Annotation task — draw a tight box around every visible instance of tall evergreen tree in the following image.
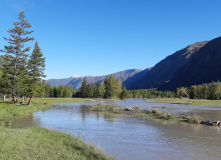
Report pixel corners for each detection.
[91,83,97,98]
[86,83,93,98]
[0,56,12,101]
[66,84,73,98]
[104,75,116,99]
[94,79,101,98]
[27,41,46,105]
[100,82,105,98]
[116,79,122,98]
[2,11,34,103]
[119,85,128,100]
[80,77,88,98]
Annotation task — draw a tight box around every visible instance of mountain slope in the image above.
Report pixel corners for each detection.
[123,68,151,88]
[47,69,142,89]
[127,41,208,89]
[67,69,142,89]
[46,77,76,87]
[159,36,221,90]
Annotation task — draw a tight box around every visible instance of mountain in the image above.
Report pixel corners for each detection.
[123,67,151,88]
[46,77,77,87]
[47,69,142,89]
[126,41,208,90]
[159,36,221,90]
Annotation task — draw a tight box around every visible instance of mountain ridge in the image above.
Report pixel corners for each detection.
[47,69,142,89]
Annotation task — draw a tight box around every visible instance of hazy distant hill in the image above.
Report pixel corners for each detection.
[46,77,76,87]
[159,36,221,90]
[47,69,142,89]
[126,41,208,90]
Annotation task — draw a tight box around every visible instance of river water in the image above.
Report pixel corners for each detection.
[11,99,221,160]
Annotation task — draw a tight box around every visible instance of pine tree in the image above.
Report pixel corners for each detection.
[66,84,73,98]
[2,11,34,103]
[53,86,57,98]
[80,77,88,98]
[100,82,105,98]
[49,87,54,97]
[109,75,116,98]
[104,75,116,99]
[116,79,122,98]
[27,41,46,105]
[86,84,93,98]
[94,79,101,98]
[91,83,97,98]
[119,85,128,100]
[0,56,12,101]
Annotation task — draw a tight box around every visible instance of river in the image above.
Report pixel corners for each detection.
[11,99,221,160]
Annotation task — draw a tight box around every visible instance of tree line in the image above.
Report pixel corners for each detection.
[0,11,45,105]
[36,80,221,100]
[128,89,176,99]
[76,75,128,100]
[5,75,127,99]
[30,81,73,98]
[129,81,221,100]
[177,81,221,100]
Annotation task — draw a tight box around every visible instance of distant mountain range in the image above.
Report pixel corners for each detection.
[46,69,142,89]
[45,35,221,91]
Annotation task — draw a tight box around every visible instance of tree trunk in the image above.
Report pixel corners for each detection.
[12,93,17,103]
[22,96,25,101]
[3,95,6,102]
[28,96,33,105]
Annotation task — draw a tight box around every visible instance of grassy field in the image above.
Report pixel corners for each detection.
[0,127,113,160]
[145,98,221,105]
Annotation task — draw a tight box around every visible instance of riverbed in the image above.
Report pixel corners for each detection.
[11,99,221,160]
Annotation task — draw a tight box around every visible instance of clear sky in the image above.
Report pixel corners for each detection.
[1,0,221,80]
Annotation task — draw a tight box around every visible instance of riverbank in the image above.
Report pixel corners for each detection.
[0,98,114,159]
[145,98,221,105]
[0,127,113,160]
[0,98,100,124]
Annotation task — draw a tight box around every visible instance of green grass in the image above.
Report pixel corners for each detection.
[88,103,202,124]
[0,98,114,159]
[32,98,113,104]
[0,98,99,124]
[0,127,113,160]
[145,98,221,105]
[89,103,123,112]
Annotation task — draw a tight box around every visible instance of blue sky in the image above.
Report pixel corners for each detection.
[1,0,221,80]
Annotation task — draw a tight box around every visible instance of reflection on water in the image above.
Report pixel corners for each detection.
[11,114,41,128]
[103,113,115,123]
[10,99,221,160]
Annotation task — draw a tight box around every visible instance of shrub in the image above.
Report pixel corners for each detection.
[134,105,141,110]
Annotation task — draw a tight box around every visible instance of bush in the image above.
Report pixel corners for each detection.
[188,114,202,124]
[134,105,141,110]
